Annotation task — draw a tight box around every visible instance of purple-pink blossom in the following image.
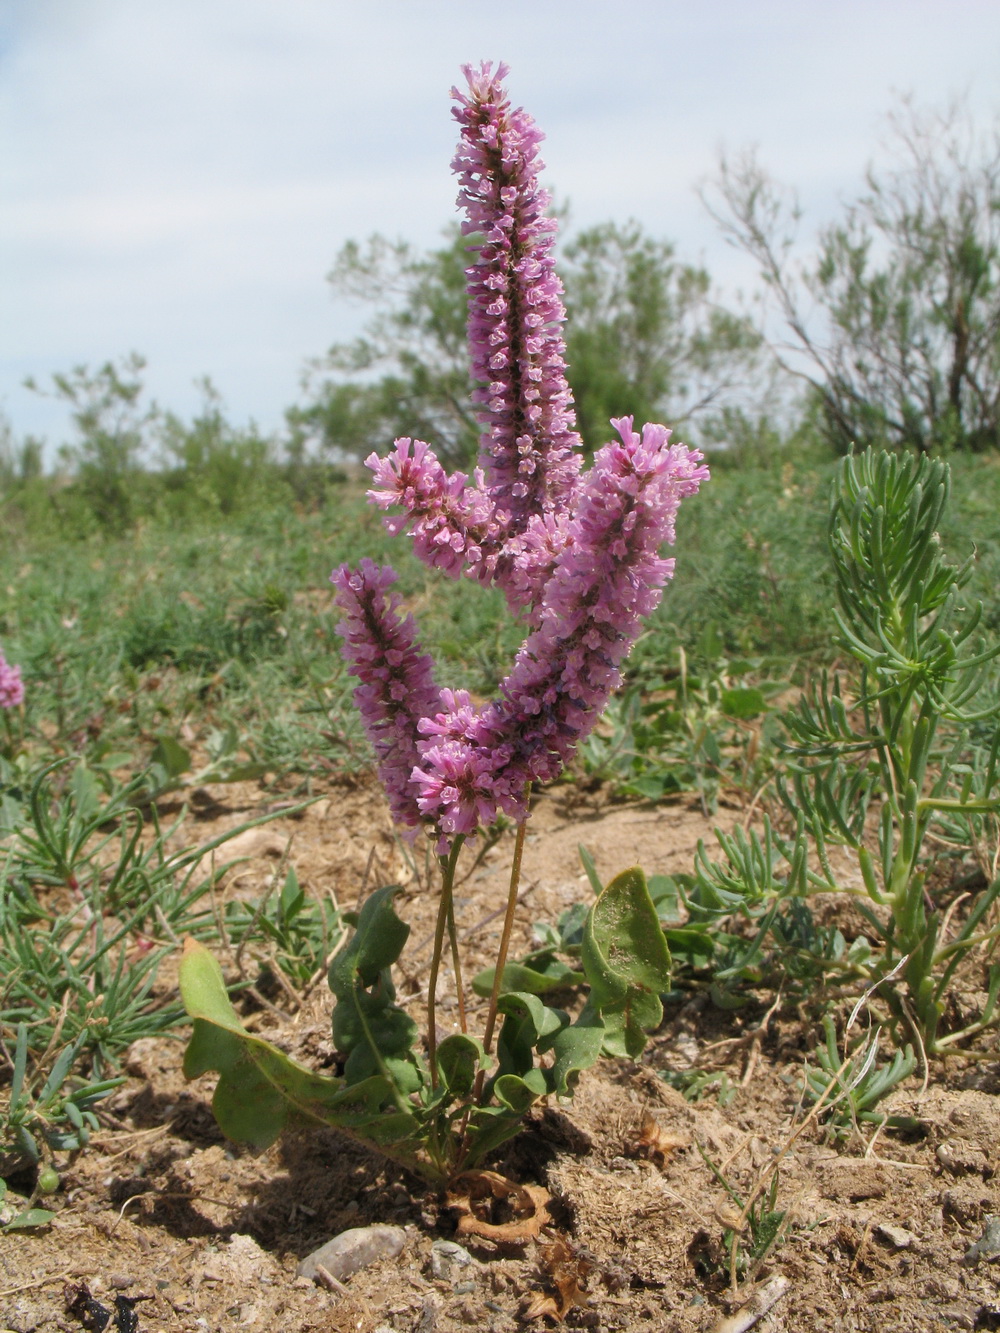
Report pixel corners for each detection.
[451,60,582,530]
[366,63,585,615]
[0,651,24,709]
[366,438,494,582]
[330,560,441,834]
[408,419,709,833]
[332,66,710,851]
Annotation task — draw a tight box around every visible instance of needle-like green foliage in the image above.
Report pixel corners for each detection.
[695,448,1000,1054]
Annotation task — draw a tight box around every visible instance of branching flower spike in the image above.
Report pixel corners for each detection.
[336,65,709,851]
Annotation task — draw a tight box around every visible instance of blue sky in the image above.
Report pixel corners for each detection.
[3,0,999,449]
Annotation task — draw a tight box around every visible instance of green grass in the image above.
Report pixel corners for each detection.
[1,451,999,787]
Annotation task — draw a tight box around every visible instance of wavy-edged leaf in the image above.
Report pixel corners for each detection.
[180,938,419,1153]
[327,884,424,1095]
[437,1033,487,1099]
[328,883,410,992]
[546,1008,605,1097]
[582,865,671,1058]
[461,1071,548,1166]
[495,991,568,1078]
[471,958,584,998]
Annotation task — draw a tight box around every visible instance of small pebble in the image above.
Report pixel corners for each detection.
[430,1239,474,1282]
[876,1223,918,1250]
[297,1224,407,1282]
[965,1216,1000,1267]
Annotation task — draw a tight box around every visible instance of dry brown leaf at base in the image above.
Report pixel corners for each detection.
[445,1170,552,1243]
[630,1112,690,1167]
[522,1236,594,1323]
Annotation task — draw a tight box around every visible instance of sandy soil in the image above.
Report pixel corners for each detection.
[3,775,1000,1333]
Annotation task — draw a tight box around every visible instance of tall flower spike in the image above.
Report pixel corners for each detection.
[335,66,711,851]
[452,61,582,533]
[331,560,441,834]
[364,65,585,619]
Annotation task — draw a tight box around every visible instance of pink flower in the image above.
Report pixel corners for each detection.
[451,61,582,531]
[332,68,711,850]
[366,438,495,581]
[364,64,585,618]
[408,420,709,833]
[330,560,441,833]
[0,652,24,709]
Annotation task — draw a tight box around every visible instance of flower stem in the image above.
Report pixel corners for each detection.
[482,811,530,1056]
[428,835,465,1088]
[447,892,468,1035]
[464,800,531,1129]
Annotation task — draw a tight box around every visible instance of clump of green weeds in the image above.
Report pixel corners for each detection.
[803,1016,917,1141]
[694,1144,790,1288]
[0,1024,122,1172]
[693,448,1000,1057]
[662,1067,738,1107]
[222,863,345,994]
[580,631,786,811]
[0,752,315,1172]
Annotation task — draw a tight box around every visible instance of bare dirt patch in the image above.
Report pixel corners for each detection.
[3,777,999,1333]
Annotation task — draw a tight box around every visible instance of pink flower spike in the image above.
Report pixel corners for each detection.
[331,64,712,850]
[452,63,582,532]
[408,420,709,826]
[331,560,441,833]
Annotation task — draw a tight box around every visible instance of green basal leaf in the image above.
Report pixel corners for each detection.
[280,865,305,919]
[327,884,425,1095]
[149,735,192,780]
[647,873,681,920]
[546,1008,606,1097]
[495,1068,547,1109]
[622,773,683,801]
[180,937,421,1156]
[582,865,672,1058]
[664,924,716,967]
[458,1068,551,1168]
[494,990,568,1078]
[437,1033,487,1098]
[578,844,605,895]
[3,1207,55,1231]
[721,686,767,719]
[471,958,584,999]
[329,883,410,991]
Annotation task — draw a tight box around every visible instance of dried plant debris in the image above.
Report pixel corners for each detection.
[446,1169,552,1243]
[629,1111,689,1166]
[522,1236,595,1322]
[710,1275,791,1333]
